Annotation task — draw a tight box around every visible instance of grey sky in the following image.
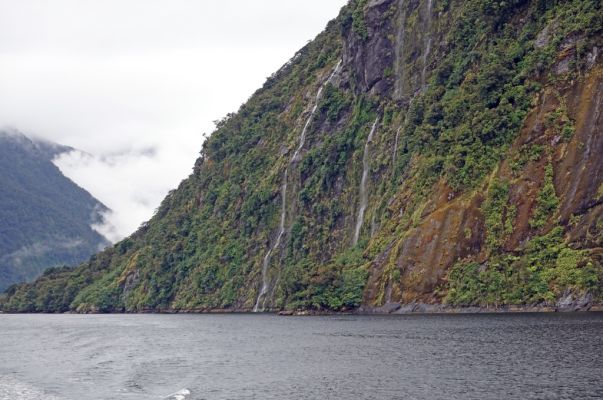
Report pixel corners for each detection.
[0,0,347,242]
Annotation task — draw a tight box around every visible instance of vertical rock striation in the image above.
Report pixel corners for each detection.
[3,0,603,313]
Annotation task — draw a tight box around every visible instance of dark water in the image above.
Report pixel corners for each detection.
[1,313,602,400]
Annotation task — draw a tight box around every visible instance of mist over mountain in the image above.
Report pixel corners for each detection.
[0,129,110,291]
[2,0,602,313]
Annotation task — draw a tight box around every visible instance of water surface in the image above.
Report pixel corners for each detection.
[1,313,602,399]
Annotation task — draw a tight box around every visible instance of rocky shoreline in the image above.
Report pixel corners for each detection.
[58,304,603,316]
[277,304,603,317]
[3,293,601,315]
[2,305,602,315]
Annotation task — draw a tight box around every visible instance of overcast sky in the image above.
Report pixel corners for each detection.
[0,0,347,242]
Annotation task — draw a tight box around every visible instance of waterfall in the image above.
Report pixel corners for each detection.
[385,280,393,304]
[393,0,406,100]
[421,0,434,88]
[253,175,287,312]
[391,91,419,178]
[392,126,401,166]
[370,214,377,237]
[292,60,342,163]
[353,118,379,246]
[254,60,342,312]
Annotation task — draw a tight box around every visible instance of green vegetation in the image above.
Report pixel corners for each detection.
[530,163,559,229]
[2,0,602,313]
[0,132,109,291]
[510,144,544,175]
[282,257,368,311]
[483,178,516,250]
[446,227,603,306]
[351,0,368,41]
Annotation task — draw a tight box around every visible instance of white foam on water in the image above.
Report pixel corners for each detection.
[0,375,62,400]
[162,388,191,400]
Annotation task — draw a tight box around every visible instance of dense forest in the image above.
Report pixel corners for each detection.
[2,0,602,313]
[0,131,109,291]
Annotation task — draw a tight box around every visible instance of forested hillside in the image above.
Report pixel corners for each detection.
[2,0,602,313]
[0,130,109,291]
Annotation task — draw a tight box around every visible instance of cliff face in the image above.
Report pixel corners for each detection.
[2,0,602,313]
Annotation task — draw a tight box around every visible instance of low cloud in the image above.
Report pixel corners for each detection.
[54,142,199,242]
[0,0,348,241]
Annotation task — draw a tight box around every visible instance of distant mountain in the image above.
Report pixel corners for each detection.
[0,129,110,291]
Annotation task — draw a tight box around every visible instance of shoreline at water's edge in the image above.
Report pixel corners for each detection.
[279,302,603,316]
[2,303,603,315]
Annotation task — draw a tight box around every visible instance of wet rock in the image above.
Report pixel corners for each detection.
[535,25,551,48]
[393,303,419,313]
[123,268,140,294]
[342,0,397,96]
[555,57,570,75]
[561,34,579,50]
[556,292,593,312]
[411,303,443,313]
[364,302,402,314]
[586,47,599,69]
[391,302,447,314]
[368,0,391,7]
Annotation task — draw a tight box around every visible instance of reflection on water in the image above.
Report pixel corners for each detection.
[0,313,602,400]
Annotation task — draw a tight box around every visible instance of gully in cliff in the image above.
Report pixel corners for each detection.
[254,60,343,312]
[353,117,379,246]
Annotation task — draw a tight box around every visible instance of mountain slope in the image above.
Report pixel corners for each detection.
[0,130,110,291]
[2,0,602,313]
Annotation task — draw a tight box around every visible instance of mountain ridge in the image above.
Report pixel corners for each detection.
[0,129,110,291]
[2,0,602,313]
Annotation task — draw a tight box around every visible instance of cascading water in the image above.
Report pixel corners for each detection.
[421,0,433,88]
[254,60,342,312]
[385,280,393,304]
[392,88,419,174]
[292,60,343,162]
[253,177,287,312]
[393,0,406,100]
[392,126,401,166]
[353,118,379,246]
[393,0,425,169]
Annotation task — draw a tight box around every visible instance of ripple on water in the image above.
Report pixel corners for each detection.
[1,313,602,400]
[0,376,63,400]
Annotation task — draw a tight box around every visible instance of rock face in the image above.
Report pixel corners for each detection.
[556,291,593,312]
[2,0,603,313]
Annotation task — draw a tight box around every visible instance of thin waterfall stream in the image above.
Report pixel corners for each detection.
[421,0,433,87]
[253,177,287,312]
[393,0,406,99]
[392,126,401,166]
[254,60,342,312]
[353,117,379,246]
[392,89,419,176]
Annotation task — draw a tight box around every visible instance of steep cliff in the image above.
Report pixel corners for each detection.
[2,0,602,313]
